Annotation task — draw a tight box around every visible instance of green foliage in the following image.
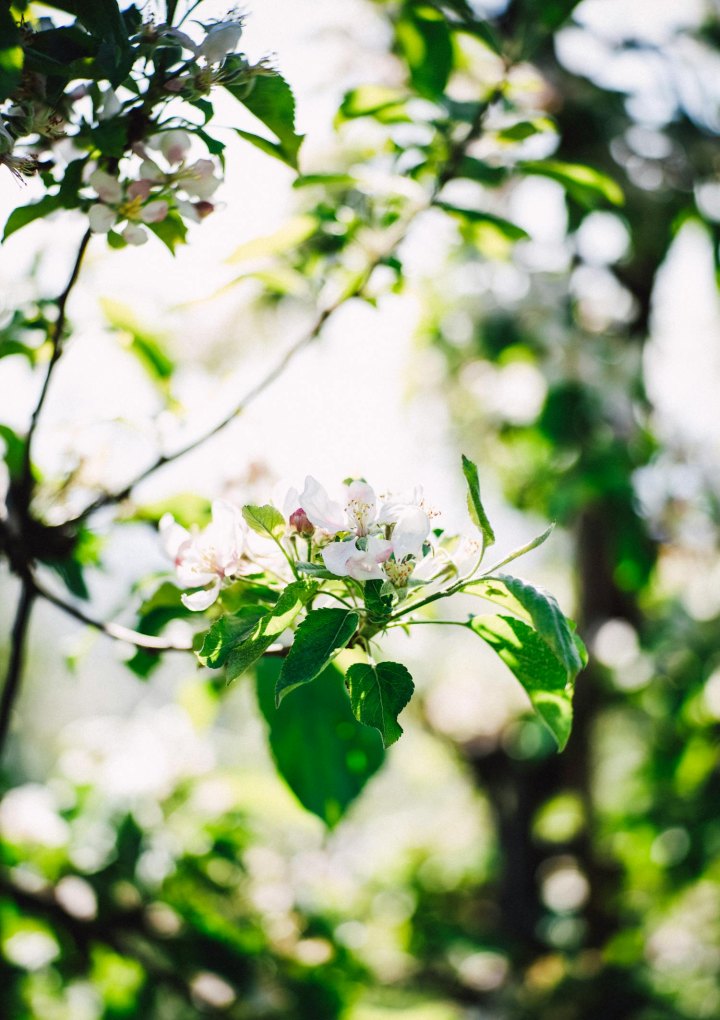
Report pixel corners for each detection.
[345,660,415,746]
[257,659,384,825]
[227,72,304,169]
[275,608,360,705]
[242,504,286,541]
[461,453,496,550]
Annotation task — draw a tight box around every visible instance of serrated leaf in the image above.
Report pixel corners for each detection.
[469,614,573,749]
[364,579,394,620]
[256,659,384,826]
[345,661,414,747]
[467,573,584,678]
[461,454,495,550]
[225,580,317,682]
[197,606,268,668]
[147,210,187,253]
[275,608,359,705]
[242,504,286,541]
[228,73,303,169]
[520,160,624,208]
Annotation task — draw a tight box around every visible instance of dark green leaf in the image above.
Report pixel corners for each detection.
[227,73,303,169]
[364,579,394,620]
[256,659,384,826]
[345,661,414,747]
[461,454,495,550]
[197,607,268,669]
[0,7,23,102]
[455,156,508,186]
[0,425,25,478]
[242,504,285,541]
[469,614,573,749]
[225,580,318,683]
[275,608,359,705]
[396,7,453,98]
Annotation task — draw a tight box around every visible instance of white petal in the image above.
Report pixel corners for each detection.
[345,480,377,535]
[346,552,385,582]
[158,130,191,165]
[121,223,148,246]
[300,476,345,534]
[322,539,358,576]
[139,199,169,224]
[366,535,393,562]
[283,486,301,519]
[392,505,430,561]
[88,169,122,204]
[181,582,221,612]
[159,513,190,560]
[198,22,243,63]
[98,89,121,121]
[88,203,116,233]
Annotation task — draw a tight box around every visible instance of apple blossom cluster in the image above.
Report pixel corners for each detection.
[86,132,221,245]
[160,476,474,612]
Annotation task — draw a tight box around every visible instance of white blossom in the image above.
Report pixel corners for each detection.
[198,18,244,64]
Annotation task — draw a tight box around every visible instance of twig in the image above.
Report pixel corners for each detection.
[18,228,92,509]
[0,577,35,756]
[70,89,505,523]
[30,575,193,651]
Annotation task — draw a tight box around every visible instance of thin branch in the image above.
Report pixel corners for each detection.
[19,228,93,508]
[72,87,505,522]
[31,575,193,651]
[0,577,35,756]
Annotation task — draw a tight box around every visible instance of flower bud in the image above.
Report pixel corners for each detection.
[289,508,314,537]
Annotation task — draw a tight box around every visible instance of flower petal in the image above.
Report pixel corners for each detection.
[300,476,345,534]
[392,505,430,561]
[322,539,358,576]
[181,581,221,612]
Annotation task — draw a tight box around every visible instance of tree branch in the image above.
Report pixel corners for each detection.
[18,228,93,509]
[30,575,193,651]
[0,577,35,757]
[70,89,504,523]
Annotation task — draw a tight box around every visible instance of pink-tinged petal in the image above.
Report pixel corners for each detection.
[158,130,191,165]
[139,158,164,183]
[127,179,152,200]
[346,552,386,582]
[283,486,301,519]
[322,539,358,576]
[140,199,169,224]
[345,480,377,535]
[181,582,221,612]
[300,476,345,534]
[88,203,116,233]
[392,505,430,561]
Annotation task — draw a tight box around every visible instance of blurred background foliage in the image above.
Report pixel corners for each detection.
[2,0,720,1017]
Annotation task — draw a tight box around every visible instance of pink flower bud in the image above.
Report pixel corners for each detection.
[127,179,152,200]
[194,200,215,219]
[289,508,314,537]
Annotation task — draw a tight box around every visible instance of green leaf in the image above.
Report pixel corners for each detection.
[469,614,573,750]
[455,156,508,187]
[100,298,175,384]
[226,215,317,264]
[396,7,453,98]
[345,661,414,747]
[127,493,212,528]
[126,581,192,679]
[275,608,359,705]
[228,73,304,169]
[196,607,268,669]
[147,211,187,253]
[256,659,384,827]
[520,160,624,208]
[3,195,62,242]
[437,203,529,242]
[225,580,318,683]
[0,7,23,103]
[466,573,585,678]
[242,504,286,541]
[0,424,25,478]
[364,579,394,620]
[461,454,495,550]
[337,85,410,123]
